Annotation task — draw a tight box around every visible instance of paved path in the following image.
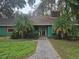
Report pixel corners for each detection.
[25,37,61,59]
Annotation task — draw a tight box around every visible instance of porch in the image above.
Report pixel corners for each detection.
[34,25,53,37]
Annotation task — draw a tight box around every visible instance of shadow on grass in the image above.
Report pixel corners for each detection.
[0,37,38,42]
[49,36,79,42]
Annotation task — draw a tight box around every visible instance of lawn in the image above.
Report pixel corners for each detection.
[50,39,79,59]
[0,37,37,59]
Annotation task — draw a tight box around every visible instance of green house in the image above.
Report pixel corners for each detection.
[0,16,57,37]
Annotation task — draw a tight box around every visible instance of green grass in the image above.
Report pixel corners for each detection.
[50,39,79,59]
[0,37,36,59]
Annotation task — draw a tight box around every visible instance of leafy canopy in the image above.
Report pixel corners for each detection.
[15,14,33,33]
[54,14,72,35]
[28,0,35,7]
[0,0,26,18]
[12,14,33,38]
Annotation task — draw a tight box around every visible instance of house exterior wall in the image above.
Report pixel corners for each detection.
[6,26,13,36]
[0,26,7,36]
[0,26,13,36]
[0,26,54,37]
[34,25,53,37]
[47,26,53,37]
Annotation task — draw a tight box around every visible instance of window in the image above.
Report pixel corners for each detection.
[8,29,14,32]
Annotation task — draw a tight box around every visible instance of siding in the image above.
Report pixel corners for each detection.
[47,26,53,37]
[0,26,13,36]
[0,26,7,36]
[0,26,54,37]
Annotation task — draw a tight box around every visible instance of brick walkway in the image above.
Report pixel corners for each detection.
[24,37,61,59]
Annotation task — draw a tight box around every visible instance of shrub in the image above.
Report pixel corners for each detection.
[11,31,20,39]
[11,14,34,39]
[53,15,72,39]
[24,31,39,39]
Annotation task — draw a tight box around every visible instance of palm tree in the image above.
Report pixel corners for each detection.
[14,14,33,38]
[54,15,72,39]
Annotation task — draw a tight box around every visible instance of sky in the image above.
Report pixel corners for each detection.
[20,0,41,14]
[19,0,58,14]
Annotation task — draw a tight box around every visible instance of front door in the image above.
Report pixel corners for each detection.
[39,26,47,37]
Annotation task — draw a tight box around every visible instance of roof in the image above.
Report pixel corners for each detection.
[0,16,57,26]
[0,18,16,26]
[29,16,57,25]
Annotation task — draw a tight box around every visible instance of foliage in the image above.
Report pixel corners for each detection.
[56,0,79,40]
[69,0,79,23]
[70,25,79,40]
[28,0,35,7]
[32,0,55,15]
[53,15,73,39]
[11,14,34,39]
[25,31,39,39]
[58,0,79,22]
[0,0,26,18]
[35,1,48,15]
[53,15,79,40]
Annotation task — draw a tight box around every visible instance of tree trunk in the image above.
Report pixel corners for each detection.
[20,31,24,39]
[60,33,64,39]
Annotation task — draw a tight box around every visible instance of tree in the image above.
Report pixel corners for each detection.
[58,0,79,22]
[36,2,47,15]
[28,0,35,7]
[12,14,33,39]
[41,0,55,11]
[69,0,79,23]
[0,0,26,18]
[54,14,72,39]
[54,0,79,40]
[33,0,56,16]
